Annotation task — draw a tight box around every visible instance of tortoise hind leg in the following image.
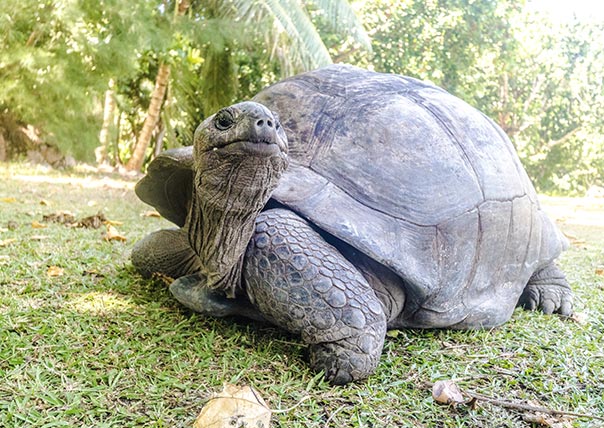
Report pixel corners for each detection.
[244,209,387,384]
[517,262,573,316]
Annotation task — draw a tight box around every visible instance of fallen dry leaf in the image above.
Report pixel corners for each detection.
[523,412,573,427]
[39,199,50,206]
[194,384,271,428]
[31,221,47,229]
[432,380,465,406]
[151,272,175,285]
[104,219,123,226]
[43,211,76,225]
[569,311,589,325]
[30,235,50,241]
[47,266,64,277]
[595,267,604,276]
[103,225,127,242]
[0,238,16,247]
[0,197,17,203]
[78,212,107,229]
[562,232,586,246]
[142,210,161,218]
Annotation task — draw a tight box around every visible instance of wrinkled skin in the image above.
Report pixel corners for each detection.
[132,68,573,385]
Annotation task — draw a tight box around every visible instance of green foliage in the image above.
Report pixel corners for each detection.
[1,0,601,193]
[353,0,603,194]
[0,0,169,161]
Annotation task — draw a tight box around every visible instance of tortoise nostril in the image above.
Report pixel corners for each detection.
[257,118,274,128]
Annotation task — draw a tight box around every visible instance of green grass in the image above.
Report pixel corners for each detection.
[1,162,603,427]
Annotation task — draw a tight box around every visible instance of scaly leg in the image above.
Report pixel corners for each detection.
[517,262,573,315]
[244,209,387,384]
[132,228,262,320]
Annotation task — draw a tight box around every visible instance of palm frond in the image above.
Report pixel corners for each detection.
[231,0,332,70]
[311,0,371,50]
[200,43,238,115]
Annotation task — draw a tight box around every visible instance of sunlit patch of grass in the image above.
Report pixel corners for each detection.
[1,162,603,427]
[67,291,140,315]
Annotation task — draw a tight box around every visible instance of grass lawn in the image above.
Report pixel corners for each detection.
[1,162,603,427]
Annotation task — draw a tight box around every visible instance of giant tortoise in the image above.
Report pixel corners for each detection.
[131,64,572,384]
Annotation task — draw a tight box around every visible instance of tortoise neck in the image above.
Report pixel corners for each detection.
[187,155,285,298]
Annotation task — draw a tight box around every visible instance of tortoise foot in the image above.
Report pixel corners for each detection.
[518,263,573,316]
[170,274,264,321]
[310,332,384,385]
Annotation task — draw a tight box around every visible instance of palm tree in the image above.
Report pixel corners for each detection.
[125,0,190,172]
[124,0,370,171]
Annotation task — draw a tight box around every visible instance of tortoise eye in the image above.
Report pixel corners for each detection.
[215,110,234,131]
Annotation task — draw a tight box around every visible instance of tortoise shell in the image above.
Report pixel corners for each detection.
[253,64,566,327]
[137,64,567,327]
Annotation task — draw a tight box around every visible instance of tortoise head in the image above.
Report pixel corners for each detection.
[192,101,288,211]
[194,101,288,166]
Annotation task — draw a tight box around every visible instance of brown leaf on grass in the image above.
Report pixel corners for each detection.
[562,232,586,246]
[102,225,127,242]
[31,235,50,241]
[194,384,271,428]
[569,311,589,325]
[47,266,64,277]
[142,210,161,218]
[0,197,17,203]
[43,211,76,225]
[432,380,465,406]
[0,238,16,247]
[595,267,604,276]
[31,220,47,229]
[78,211,107,229]
[39,199,50,206]
[523,412,573,427]
[104,219,123,226]
[151,272,174,286]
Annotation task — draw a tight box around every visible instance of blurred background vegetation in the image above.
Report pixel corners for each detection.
[1,0,602,194]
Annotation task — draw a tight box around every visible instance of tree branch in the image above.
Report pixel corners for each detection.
[424,382,604,422]
[546,126,582,150]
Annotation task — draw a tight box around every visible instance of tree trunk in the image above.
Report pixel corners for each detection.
[154,119,166,158]
[95,78,116,165]
[125,0,189,172]
[125,62,171,171]
[0,131,6,162]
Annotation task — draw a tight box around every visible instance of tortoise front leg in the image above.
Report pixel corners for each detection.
[132,228,263,320]
[244,209,387,384]
[131,228,201,279]
[170,274,266,321]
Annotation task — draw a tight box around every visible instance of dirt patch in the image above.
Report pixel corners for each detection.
[540,195,604,246]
